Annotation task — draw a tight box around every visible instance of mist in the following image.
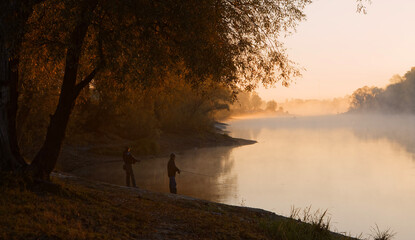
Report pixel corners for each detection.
[280,97,350,116]
[221,90,350,119]
[239,66,415,117]
[225,113,415,239]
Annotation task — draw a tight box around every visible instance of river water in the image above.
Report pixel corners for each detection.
[72,114,415,239]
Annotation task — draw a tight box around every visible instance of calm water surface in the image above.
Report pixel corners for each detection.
[72,114,415,239]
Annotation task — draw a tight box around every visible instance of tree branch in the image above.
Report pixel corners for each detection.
[73,66,99,98]
[74,27,105,99]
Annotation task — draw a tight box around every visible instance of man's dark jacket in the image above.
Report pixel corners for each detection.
[123,151,136,165]
[168,159,180,177]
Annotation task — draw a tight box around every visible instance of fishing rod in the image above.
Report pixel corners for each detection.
[180,170,236,186]
[180,170,217,178]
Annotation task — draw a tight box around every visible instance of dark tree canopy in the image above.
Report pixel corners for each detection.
[0,0,313,177]
[3,0,378,179]
[23,0,311,93]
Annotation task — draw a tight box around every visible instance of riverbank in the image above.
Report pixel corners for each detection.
[0,173,357,240]
[57,126,256,172]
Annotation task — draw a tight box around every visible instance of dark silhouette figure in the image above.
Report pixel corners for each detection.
[167,153,180,194]
[123,147,139,187]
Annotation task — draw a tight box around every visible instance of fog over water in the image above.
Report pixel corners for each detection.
[73,114,415,239]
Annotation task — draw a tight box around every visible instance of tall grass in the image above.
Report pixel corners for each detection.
[260,206,397,240]
[370,224,396,240]
[260,206,336,240]
[289,206,331,231]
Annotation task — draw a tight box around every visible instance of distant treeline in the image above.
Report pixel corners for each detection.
[218,92,350,118]
[216,91,289,119]
[349,67,415,114]
[281,98,349,116]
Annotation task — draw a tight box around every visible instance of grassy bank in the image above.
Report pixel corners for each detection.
[0,173,358,240]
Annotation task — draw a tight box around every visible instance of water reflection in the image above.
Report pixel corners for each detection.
[71,146,238,203]
[230,114,415,158]
[227,115,415,240]
[346,115,415,160]
[73,115,415,239]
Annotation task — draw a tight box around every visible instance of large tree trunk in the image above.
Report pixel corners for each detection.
[0,0,41,172]
[0,46,26,172]
[30,0,99,180]
[0,38,16,171]
[8,55,26,166]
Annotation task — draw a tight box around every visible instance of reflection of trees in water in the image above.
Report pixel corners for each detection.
[75,115,415,204]
[175,147,237,202]
[346,115,415,160]
[263,115,415,160]
[72,146,238,203]
[230,115,415,161]
[228,119,263,140]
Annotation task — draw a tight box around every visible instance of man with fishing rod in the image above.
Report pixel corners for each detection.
[167,153,181,194]
[123,146,140,187]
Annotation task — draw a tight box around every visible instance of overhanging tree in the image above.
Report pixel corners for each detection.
[0,0,43,172]
[2,0,368,180]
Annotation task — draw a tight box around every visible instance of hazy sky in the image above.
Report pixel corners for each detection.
[258,0,415,102]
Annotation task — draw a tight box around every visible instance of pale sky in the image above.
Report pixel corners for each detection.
[258,0,415,102]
